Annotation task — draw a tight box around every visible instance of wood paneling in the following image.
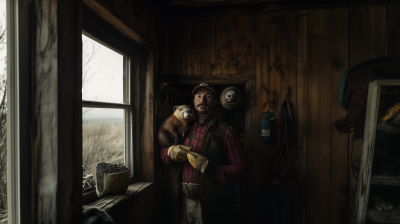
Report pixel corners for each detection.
[388,4,400,61]
[318,9,331,224]
[238,15,256,75]
[331,8,349,224]
[306,10,320,224]
[294,10,307,224]
[158,4,395,224]
[221,16,238,75]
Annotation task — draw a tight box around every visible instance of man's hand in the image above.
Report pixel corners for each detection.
[168,145,192,162]
[187,152,209,174]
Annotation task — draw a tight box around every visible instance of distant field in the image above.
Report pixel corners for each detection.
[82,118,124,189]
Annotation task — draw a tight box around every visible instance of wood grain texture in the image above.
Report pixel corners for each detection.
[388,4,400,62]
[83,0,153,49]
[269,12,282,119]
[244,79,256,223]
[211,16,222,76]
[238,15,256,75]
[57,0,83,223]
[295,11,307,224]
[182,18,193,76]
[368,5,388,59]
[165,0,399,17]
[34,0,58,222]
[350,85,380,224]
[170,18,182,75]
[306,10,320,224]
[349,6,368,219]
[331,8,349,224]
[282,11,297,176]
[254,14,270,209]
[318,9,332,224]
[192,17,202,76]
[141,51,155,182]
[201,17,211,76]
[166,74,255,84]
[85,182,153,212]
[221,15,238,75]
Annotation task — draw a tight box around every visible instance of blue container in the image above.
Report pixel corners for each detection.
[260,117,275,143]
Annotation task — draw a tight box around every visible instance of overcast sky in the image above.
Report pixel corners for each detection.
[82,35,124,120]
[0,2,123,120]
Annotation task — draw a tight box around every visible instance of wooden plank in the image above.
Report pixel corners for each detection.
[34,0,59,222]
[295,11,307,224]
[132,0,141,32]
[140,0,150,40]
[269,12,281,120]
[282,10,297,178]
[305,9,320,224]
[83,0,153,50]
[170,18,182,75]
[85,182,153,212]
[331,8,349,224]
[388,4,400,62]
[127,0,135,30]
[349,6,368,219]
[166,74,255,84]
[119,0,128,25]
[163,19,170,76]
[350,85,381,224]
[201,17,211,76]
[182,18,193,76]
[245,79,256,223]
[254,13,269,204]
[318,9,332,224]
[211,16,222,77]
[58,0,83,223]
[165,0,400,17]
[368,6,388,59]
[238,15,256,75]
[221,15,238,75]
[141,52,155,182]
[113,0,120,17]
[192,17,202,76]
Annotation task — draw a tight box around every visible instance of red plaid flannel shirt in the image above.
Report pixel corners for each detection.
[161,112,249,184]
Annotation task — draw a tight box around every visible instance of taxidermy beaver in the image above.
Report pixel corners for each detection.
[158,105,194,148]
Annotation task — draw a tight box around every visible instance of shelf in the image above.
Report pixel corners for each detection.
[371,175,400,186]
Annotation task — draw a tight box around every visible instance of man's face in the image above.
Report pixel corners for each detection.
[193,87,217,114]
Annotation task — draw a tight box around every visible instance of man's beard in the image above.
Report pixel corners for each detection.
[195,104,212,114]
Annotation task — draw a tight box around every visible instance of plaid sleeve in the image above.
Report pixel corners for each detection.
[213,126,249,183]
[161,147,173,164]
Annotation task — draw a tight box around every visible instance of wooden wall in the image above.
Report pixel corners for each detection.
[158,5,400,223]
[91,0,158,223]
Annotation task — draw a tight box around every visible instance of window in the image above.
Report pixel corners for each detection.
[81,34,133,194]
[0,0,7,220]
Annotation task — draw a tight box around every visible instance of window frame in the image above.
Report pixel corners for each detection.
[6,0,32,222]
[81,7,141,204]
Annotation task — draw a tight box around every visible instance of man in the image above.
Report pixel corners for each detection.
[161,83,249,224]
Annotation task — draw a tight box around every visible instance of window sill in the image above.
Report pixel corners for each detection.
[83,182,153,212]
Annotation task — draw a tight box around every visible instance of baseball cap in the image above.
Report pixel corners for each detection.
[192,83,217,97]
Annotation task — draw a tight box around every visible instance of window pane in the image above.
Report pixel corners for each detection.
[82,108,124,191]
[82,34,124,104]
[0,0,7,218]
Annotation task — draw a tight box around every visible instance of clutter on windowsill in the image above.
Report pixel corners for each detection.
[84,182,153,212]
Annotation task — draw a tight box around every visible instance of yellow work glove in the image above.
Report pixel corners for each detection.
[187,152,209,174]
[168,145,192,162]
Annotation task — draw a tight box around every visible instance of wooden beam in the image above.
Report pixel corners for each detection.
[164,0,399,17]
[33,0,82,223]
[164,74,255,84]
[83,0,154,50]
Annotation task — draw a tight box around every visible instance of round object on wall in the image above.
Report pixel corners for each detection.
[220,86,242,110]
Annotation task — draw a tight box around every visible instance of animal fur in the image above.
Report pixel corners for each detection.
[158,105,194,148]
[82,206,115,224]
